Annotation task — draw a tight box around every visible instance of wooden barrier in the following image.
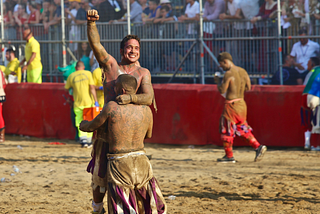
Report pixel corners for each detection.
[3,83,306,147]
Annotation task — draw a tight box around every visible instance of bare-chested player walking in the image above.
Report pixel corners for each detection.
[214,52,267,163]
[85,9,156,214]
[80,74,167,214]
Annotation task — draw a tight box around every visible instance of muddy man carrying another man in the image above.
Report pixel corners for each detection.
[79,9,165,214]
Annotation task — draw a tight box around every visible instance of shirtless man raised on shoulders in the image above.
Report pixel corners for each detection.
[87,9,154,105]
[80,74,167,214]
[214,52,267,163]
[84,9,156,214]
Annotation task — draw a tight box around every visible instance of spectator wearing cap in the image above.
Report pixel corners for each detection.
[160,0,174,18]
[4,47,21,84]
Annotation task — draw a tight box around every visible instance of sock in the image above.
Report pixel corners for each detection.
[305,130,311,148]
[223,140,233,158]
[92,201,103,213]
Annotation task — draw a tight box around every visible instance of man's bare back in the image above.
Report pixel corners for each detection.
[104,101,153,153]
[216,53,251,101]
[221,66,251,100]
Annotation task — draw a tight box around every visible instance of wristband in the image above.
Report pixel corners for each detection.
[99,86,103,90]
[94,101,99,107]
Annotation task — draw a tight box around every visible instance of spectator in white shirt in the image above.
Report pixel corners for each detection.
[290,28,320,81]
[178,0,200,35]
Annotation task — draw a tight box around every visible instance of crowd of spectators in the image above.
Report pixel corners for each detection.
[2,0,320,33]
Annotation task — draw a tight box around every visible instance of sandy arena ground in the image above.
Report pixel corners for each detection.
[0,136,320,214]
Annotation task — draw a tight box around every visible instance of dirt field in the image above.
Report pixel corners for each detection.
[0,136,320,214]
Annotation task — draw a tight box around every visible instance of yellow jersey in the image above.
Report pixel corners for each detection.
[92,67,104,107]
[25,36,42,70]
[65,70,95,108]
[5,58,21,83]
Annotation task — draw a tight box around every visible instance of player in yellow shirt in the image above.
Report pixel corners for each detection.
[5,47,21,83]
[20,27,42,83]
[92,67,104,107]
[65,61,99,148]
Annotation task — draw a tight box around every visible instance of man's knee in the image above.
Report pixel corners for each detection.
[221,135,233,144]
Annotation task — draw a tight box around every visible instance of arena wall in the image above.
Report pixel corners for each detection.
[3,83,306,147]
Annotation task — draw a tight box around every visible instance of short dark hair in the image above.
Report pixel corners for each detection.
[6,46,16,55]
[298,28,307,35]
[310,57,320,67]
[149,0,159,4]
[217,52,233,62]
[161,5,170,12]
[117,74,138,92]
[120,35,141,50]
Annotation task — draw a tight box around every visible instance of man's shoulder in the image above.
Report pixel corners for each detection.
[234,66,248,74]
[93,67,101,74]
[138,66,151,75]
[309,40,320,47]
[292,41,300,48]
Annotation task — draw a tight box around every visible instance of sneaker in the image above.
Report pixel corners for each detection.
[217,155,236,163]
[254,145,267,162]
[82,143,89,148]
[80,139,89,148]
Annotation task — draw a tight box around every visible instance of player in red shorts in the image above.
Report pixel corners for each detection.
[214,52,267,163]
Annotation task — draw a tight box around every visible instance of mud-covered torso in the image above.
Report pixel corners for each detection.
[226,66,248,100]
[102,65,144,103]
[106,102,152,154]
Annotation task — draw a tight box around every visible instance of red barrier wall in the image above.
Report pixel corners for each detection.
[3,83,305,147]
[3,83,75,139]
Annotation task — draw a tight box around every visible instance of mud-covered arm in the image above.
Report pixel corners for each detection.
[145,109,153,139]
[116,70,154,105]
[87,10,117,69]
[216,71,233,94]
[244,73,251,91]
[79,102,114,132]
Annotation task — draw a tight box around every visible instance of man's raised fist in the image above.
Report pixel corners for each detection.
[87,10,99,21]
